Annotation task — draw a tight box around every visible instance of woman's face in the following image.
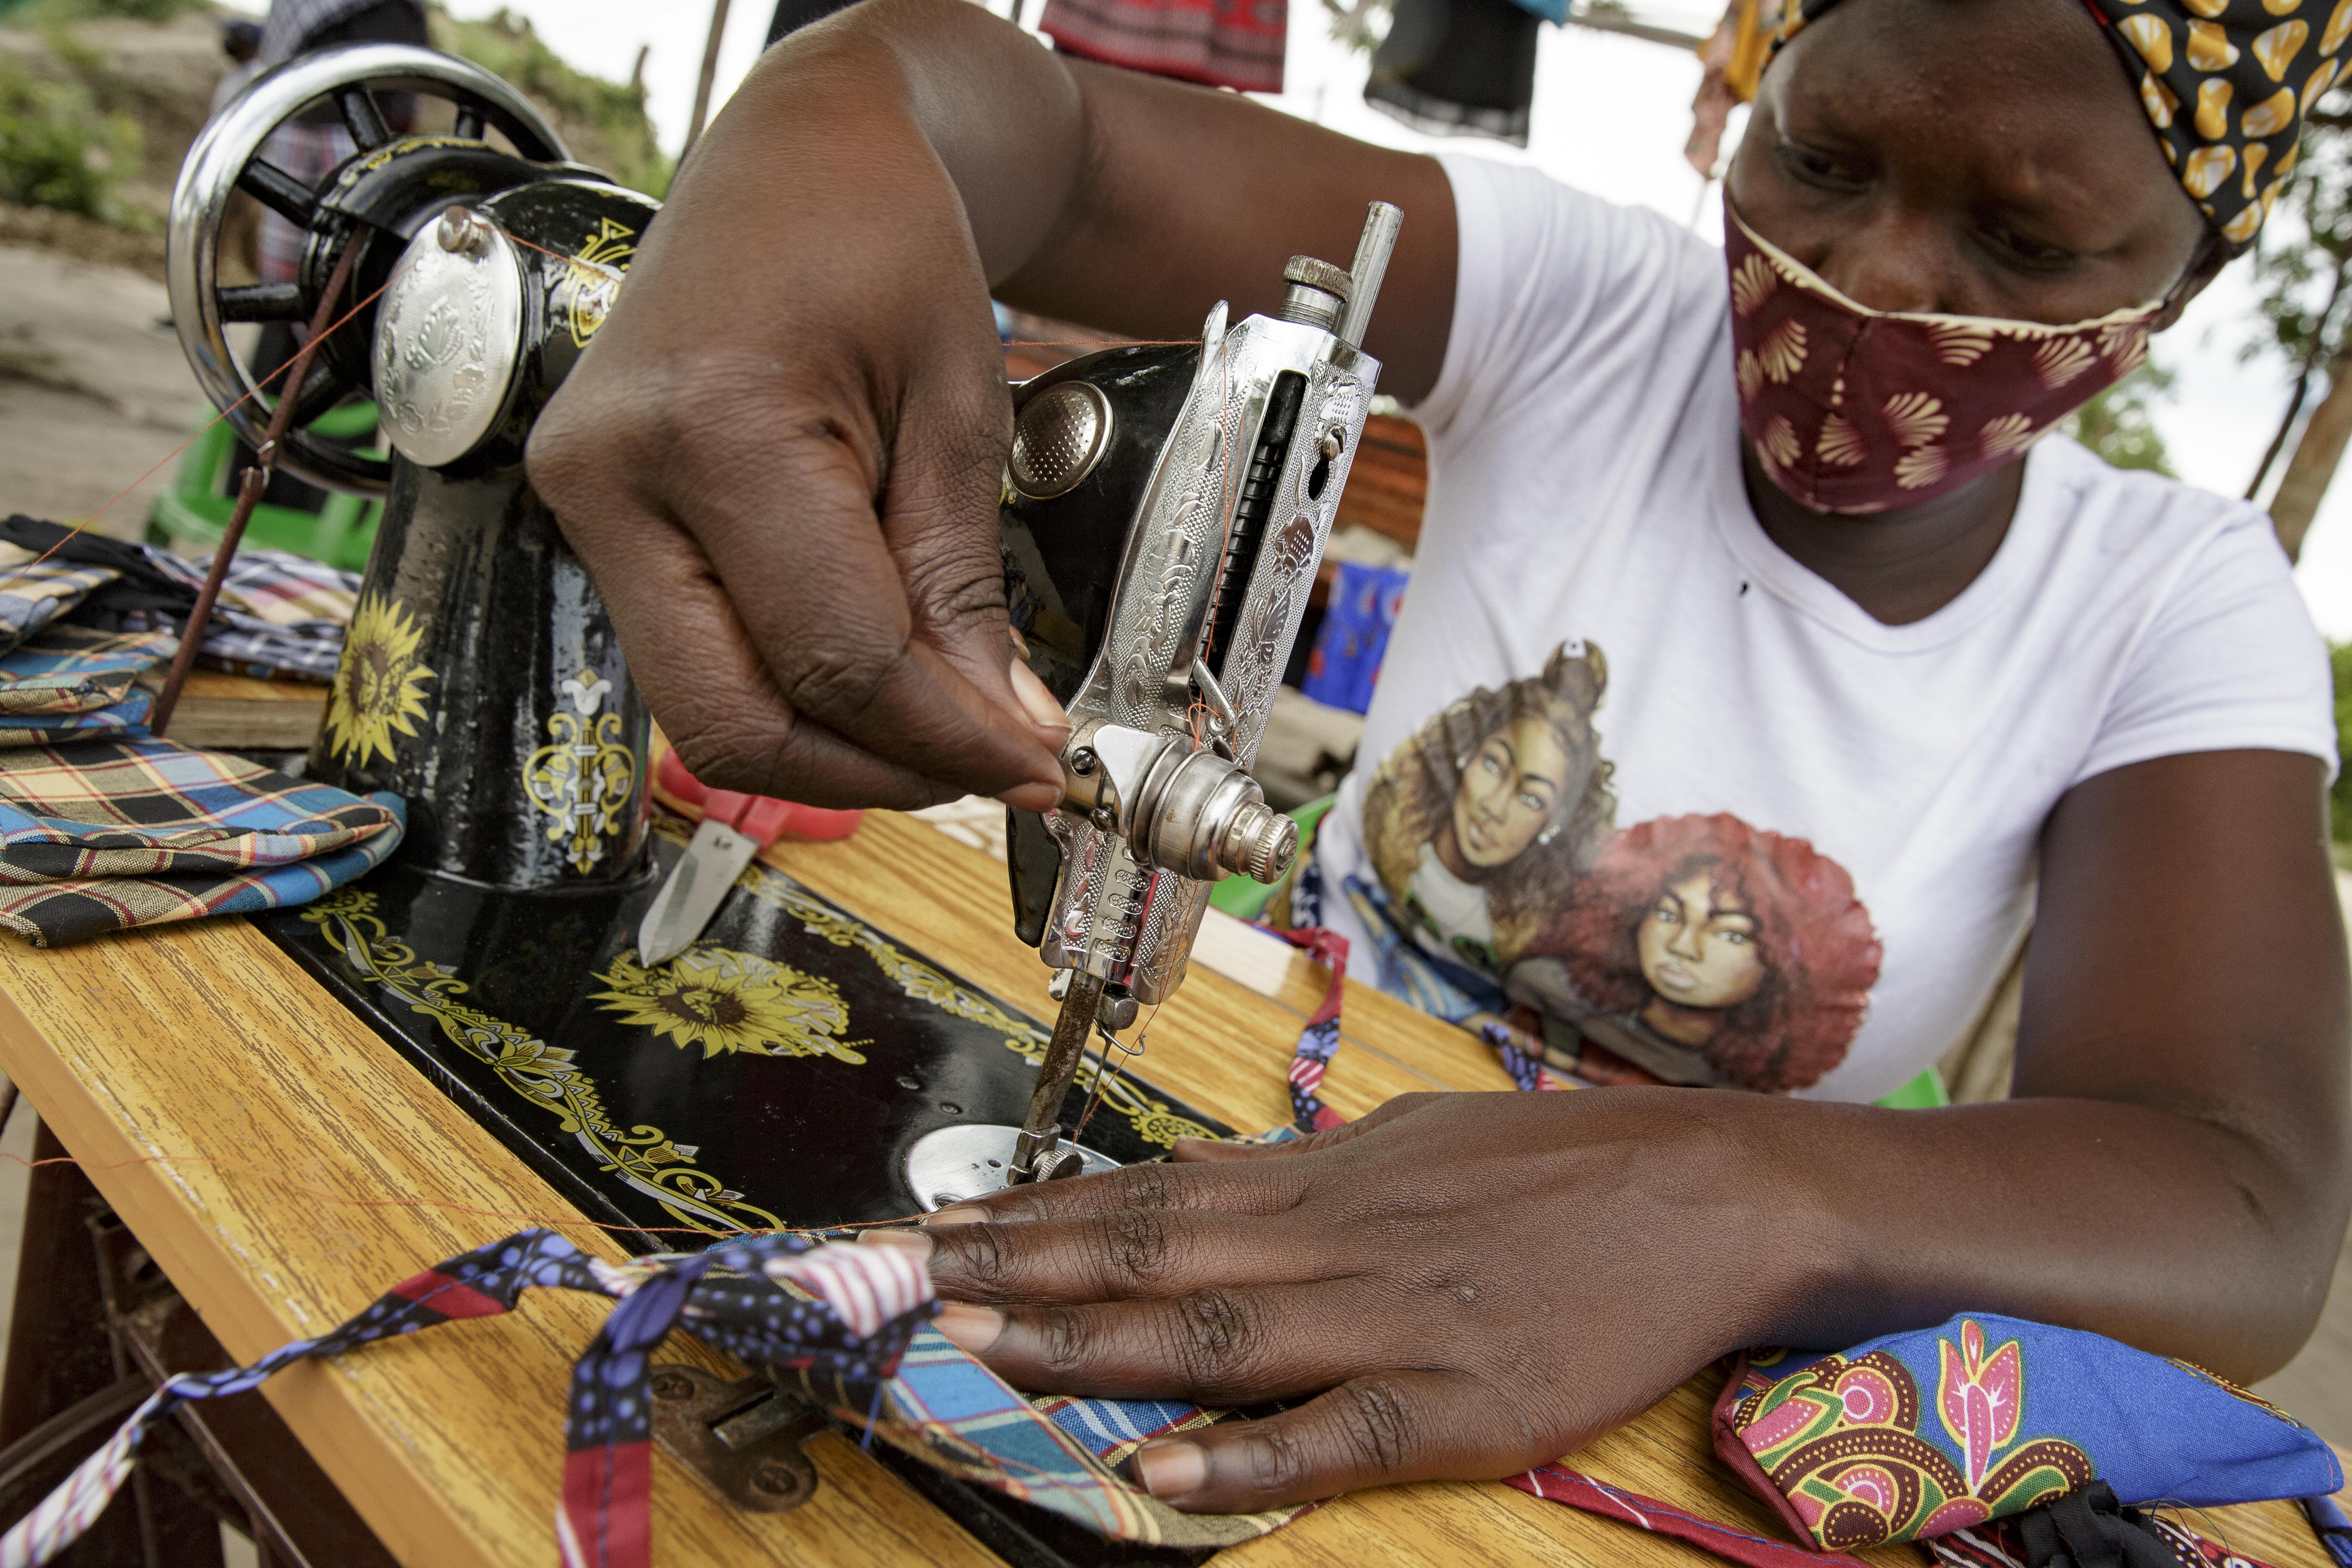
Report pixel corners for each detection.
[1451,716,1573,869]
[1638,869,1766,1011]
[1725,0,2212,326]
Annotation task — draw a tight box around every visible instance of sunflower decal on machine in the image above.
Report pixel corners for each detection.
[590,944,870,1062]
[323,592,436,767]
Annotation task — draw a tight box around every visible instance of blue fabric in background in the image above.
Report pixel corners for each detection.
[1301,562,1410,715]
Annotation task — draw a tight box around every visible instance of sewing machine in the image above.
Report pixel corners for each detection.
[166,44,1389,1236]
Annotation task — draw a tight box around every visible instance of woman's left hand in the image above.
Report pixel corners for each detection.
[872,1088,1802,1512]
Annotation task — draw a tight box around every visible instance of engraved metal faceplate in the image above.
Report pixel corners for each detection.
[373,220,526,467]
[1038,310,1377,1004]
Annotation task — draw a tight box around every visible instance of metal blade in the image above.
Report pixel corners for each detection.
[636,818,760,965]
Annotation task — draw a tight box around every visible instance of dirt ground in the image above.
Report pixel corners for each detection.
[0,241,213,538]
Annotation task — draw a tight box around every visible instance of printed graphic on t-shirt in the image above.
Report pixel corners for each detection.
[1350,640,1883,1094]
[1356,642,1618,976]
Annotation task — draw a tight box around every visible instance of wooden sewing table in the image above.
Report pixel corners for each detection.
[0,811,2330,1567]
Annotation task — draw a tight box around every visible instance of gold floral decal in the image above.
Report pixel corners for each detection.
[302,889,782,1235]
[525,669,637,874]
[654,817,1215,1147]
[591,945,869,1063]
[557,217,635,347]
[324,592,435,768]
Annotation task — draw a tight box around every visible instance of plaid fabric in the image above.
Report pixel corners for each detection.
[0,523,356,684]
[108,544,354,683]
[0,628,175,717]
[0,559,120,657]
[0,739,402,947]
[796,1333,1304,1551]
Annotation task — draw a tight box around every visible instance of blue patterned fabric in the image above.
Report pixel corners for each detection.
[1717,1313,2343,1553]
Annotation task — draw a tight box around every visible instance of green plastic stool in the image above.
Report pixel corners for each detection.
[145,402,384,574]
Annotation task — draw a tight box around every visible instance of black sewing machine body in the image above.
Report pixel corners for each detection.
[169,41,1238,1236]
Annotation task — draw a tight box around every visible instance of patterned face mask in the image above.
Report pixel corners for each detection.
[1726,199,2163,515]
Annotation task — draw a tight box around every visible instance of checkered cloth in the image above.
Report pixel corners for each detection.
[0,628,174,717]
[0,561,120,659]
[0,739,401,947]
[0,521,356,683]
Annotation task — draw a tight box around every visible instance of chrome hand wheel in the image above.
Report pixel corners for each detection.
[167,42,568,494]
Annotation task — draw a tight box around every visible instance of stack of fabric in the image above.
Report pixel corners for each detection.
[0,515,354,682]
[0,528,401,948]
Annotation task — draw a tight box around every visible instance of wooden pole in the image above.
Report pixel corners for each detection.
[685,0,733,153]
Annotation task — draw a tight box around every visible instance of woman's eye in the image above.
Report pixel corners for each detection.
[1984,225,2078,272]
[1518,790,1546,812]
[1719,930,1750,944]
[1776,139,1864,192]
[1480,754,1503,776]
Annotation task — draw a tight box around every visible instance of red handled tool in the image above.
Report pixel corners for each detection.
[635,750,862,963]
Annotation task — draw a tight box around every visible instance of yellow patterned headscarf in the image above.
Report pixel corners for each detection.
[1772,0,2350,250]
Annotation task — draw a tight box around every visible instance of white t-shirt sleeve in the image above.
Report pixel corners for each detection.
[1414,154,1722,444]
[2072,503,2336,788]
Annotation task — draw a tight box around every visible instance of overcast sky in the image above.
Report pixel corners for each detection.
[416,0,2352,635]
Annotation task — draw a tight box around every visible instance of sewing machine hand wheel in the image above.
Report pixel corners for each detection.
[166,42,569,495]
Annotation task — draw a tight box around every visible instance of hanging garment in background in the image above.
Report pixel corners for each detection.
[1038,0,1288,94]
[1365,0,1542,147]
[1301,561,1410,716]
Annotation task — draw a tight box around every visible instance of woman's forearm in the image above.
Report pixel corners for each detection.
[1746,1091,2343,1381]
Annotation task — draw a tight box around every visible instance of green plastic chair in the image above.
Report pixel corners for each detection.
[1210,789,1950,1107]
[145,402,384,574]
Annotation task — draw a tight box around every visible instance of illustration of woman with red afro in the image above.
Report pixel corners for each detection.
[1509,814,1881,1093]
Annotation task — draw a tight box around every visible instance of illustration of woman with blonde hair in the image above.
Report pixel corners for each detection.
[1350,641,1616,1004]
[1512,813,1880,1092]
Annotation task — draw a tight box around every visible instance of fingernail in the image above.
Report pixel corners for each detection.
[921,1206,991,1228]
[1007,656,1071,745]
[998,780,1061,813]
[1135,1441,1206,1500]
[933,1301,1005,1353]
[857,1228,932,1259]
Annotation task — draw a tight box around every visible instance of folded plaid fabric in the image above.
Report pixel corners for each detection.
[0,739,402,947]
[0,628,175,717]
[0,558,121,658]
[0,519,356,684]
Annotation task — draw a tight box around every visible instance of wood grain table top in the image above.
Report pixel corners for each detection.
[0,809,2328,1567]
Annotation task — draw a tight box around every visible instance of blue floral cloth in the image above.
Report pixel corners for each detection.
[1717,1313,2343,1553]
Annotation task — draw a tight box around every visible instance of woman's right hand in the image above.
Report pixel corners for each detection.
[525,6,1076,811]
[526,0,1452,811]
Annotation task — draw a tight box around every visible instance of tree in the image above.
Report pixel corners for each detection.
[2061,361,2178,477]
[2245,89,2352,559]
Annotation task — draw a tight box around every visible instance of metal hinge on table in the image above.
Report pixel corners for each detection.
[648,1363,827,1512]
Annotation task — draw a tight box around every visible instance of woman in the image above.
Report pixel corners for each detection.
[526,0,2352,1518]
[1510,813,1881,1091]
[1348,641,1614,1009]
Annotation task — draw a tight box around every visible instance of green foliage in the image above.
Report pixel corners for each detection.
[0,54,139,224]
[2332,643,2352,845]
[430,7,670,197]
[2058,361,2178,477]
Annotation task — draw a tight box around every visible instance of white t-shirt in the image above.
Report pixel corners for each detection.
[1312,155,2336,1104]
